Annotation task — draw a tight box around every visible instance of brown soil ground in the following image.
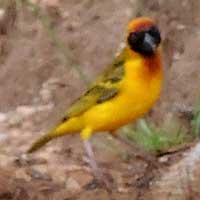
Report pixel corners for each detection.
[0,0,200,199]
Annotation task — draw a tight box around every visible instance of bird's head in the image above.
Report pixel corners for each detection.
[127,17,161,57]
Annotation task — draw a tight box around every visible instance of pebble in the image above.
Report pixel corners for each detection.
[16,106,36,117]
[0,9,5,21]
[176,24,186,30]
[29,169,52,181]
[159,156,169,163]
[65,177,81,191]
[40,89,52,102]
[173,52,181,61]
[7,113,23,127]
[0,113,7,123]
[0,133,7,141]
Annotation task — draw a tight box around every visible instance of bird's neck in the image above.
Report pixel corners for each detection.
[123,47,162,82]
[126,47,162,75]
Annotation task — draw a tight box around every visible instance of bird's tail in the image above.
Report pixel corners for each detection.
[27,117,82,153]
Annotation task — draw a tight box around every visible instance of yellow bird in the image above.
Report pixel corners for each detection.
[28,17,163,187]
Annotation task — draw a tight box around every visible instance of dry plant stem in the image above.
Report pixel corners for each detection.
[23,0,88,83]
[157,142,193,157]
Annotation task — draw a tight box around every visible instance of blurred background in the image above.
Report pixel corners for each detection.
[0,0,200,199]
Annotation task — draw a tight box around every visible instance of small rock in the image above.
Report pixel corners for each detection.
[16,106,36,117]
[176,24,186,30]
[173,52,181,61]
[117,187,129,193]
[159,156,169,163]
[7,113,23,127]
[39,88,52,102]
[42,78,61,89]
[65,177,81,191]
[0,133,7,141]
[62,11,70,19]
[0,9,5,21]
[35,104,54,112]
[0,113,7,123]
[29,169,52,181]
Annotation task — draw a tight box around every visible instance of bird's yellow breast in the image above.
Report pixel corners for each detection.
[81,54,162,131]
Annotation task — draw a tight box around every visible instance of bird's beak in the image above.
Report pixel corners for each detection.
[144,33,157,52]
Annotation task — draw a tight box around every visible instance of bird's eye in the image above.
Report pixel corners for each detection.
[128,32,145,47]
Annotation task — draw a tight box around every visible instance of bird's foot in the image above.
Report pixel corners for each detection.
[85,170,114,192]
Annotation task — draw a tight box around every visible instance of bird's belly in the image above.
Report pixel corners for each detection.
[82,78,161,131]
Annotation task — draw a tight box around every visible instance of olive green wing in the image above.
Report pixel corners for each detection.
[63,85,119,120]
[62,49,127,121]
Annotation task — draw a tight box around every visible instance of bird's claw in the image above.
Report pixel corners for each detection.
[85,176,114,192]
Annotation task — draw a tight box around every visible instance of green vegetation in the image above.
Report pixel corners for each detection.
[191,102,200,138]
[121,100,200,153]
[122,119,189,153]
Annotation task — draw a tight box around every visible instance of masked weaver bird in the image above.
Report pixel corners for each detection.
[28,17,163,189]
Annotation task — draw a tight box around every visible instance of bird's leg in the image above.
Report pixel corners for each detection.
[83,139,99,177]
[81,128,113,191]
[111,134,157,167]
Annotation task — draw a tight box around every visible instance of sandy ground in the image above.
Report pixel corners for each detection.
[0,0,200,199]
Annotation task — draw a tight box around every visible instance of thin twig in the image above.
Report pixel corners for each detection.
[23,0,89,83]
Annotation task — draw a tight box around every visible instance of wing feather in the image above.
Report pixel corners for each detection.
[62,49,127,121]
